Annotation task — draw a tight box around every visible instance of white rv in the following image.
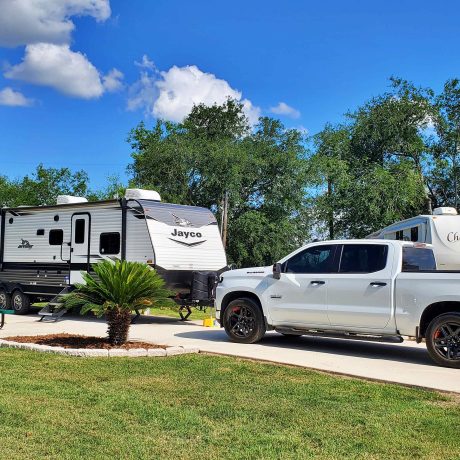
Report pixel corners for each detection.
[0,189,227,314]
[367,207,460,270]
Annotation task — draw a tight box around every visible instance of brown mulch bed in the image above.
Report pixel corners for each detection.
[3,333,165,350]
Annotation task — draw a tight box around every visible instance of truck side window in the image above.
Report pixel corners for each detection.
[100,232,120,255]
[402,248,436,271]
[285,245,338,274]
[339,244,388,273]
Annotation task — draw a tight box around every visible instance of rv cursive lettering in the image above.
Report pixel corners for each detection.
[447,232,460,242]
[171,228,202,238]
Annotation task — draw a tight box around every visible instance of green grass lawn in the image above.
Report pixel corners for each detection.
[0,350,458,459]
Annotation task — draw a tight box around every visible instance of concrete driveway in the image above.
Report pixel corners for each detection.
[1,312,459,393]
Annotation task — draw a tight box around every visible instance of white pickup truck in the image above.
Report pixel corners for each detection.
[215,240,460,368]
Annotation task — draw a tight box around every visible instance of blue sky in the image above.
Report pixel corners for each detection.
[1,0,460,189]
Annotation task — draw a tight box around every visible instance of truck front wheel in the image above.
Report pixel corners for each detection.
[222,298,266,344]
[426,313,460,368]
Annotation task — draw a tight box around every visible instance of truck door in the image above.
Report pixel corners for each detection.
[326,243,393,329]
[266,244,339,326]
[70,213,90,284]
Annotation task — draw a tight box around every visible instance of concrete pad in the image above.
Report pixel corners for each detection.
[1,313,459,393]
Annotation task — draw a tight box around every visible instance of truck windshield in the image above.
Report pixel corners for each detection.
[402,247,436,271]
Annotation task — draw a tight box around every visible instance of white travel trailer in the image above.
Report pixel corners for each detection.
[367,207,460,270]
[0,189,227,315]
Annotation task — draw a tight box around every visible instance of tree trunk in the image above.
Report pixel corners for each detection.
[106,308,131,345]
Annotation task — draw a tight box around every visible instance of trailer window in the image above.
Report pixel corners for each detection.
[339,244,388,273]
[49,229,63,246]
[410,226,419,242]
[100,232,120,255]
[74,219,86,244]
[402,248,436,271]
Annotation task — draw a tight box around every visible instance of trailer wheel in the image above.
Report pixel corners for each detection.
[426,313,460,368]
[222,298,266,344]
[0,289,11,309]
[11,290,31,315]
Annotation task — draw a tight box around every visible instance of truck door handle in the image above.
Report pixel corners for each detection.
[370,282,387,287]
[310,280,325,286]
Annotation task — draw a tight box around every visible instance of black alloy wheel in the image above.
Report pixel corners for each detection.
[223,298,266,344]
[426,313,460,368]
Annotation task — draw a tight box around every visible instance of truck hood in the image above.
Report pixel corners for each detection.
[222,266,272,279]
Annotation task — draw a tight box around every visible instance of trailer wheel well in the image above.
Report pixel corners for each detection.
[220,291,263,317]
[420,302,460,337]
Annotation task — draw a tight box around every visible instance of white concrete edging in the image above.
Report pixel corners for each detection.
[0,339,200,357]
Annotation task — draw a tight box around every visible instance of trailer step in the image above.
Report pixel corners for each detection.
[38,287,73,322]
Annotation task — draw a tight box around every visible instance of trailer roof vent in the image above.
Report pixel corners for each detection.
[56,195,88,205]
[125,188,161,202]
[433,207,458,216]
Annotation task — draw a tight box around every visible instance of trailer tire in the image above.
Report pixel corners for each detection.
[0,289,11,309]
[222,297,266,344]
[11,290,31,315]
[426,313,460,368]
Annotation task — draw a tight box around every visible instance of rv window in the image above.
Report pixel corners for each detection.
[49,229,63,246]
[75,219,85,244]
[396,230,404,240]
[339,244,388,273]
[410,226,419,242]
[402,248,436,271]
[100,232,120,255]
[36,229,45,236]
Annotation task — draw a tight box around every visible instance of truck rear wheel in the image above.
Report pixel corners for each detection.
[426,313,460,368]
[222,298,266,344]
[11,290,31,315]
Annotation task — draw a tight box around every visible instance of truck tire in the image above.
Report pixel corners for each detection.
[426,313,460,368]
[0,289,11,309]
[11,290,31,315]
[222,298,266,344]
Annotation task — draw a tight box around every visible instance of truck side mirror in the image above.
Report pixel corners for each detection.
[273,263,282,280]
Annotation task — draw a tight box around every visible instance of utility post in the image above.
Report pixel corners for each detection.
[221,191,229,249]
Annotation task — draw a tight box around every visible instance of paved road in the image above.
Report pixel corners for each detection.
[1,313,459,393]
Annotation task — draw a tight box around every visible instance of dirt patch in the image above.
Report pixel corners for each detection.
[3,333,165,350]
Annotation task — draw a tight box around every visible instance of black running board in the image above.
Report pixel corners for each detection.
[275,327,404,344]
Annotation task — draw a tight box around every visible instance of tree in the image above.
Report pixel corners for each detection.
[63,260,174,345]
[0,164,89,207]
[430,79,460,208]
[128,101,310,267]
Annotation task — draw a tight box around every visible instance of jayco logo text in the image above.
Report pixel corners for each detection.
[171,229,202,238]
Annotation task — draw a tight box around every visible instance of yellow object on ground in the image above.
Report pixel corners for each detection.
[202,317,214,327]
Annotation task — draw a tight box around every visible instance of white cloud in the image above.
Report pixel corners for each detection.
[135,55,156,71]
[128,61,261,124]
[269,101,301,119]
[5,43,123,99]
[0,87,34,106]
[102,68,124,92]
[0,0,111,47]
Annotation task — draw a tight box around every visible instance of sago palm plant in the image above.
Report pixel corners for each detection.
[63,260,175,345]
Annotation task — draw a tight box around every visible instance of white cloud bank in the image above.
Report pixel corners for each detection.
[269,102,300,119]
[128,61,261,124]
[5,43,123,99]
[0,87,33,106]
[0,0,111,47]
[1,0,122,100]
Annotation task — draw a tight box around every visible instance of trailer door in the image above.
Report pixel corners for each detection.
[70,213,90,284]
